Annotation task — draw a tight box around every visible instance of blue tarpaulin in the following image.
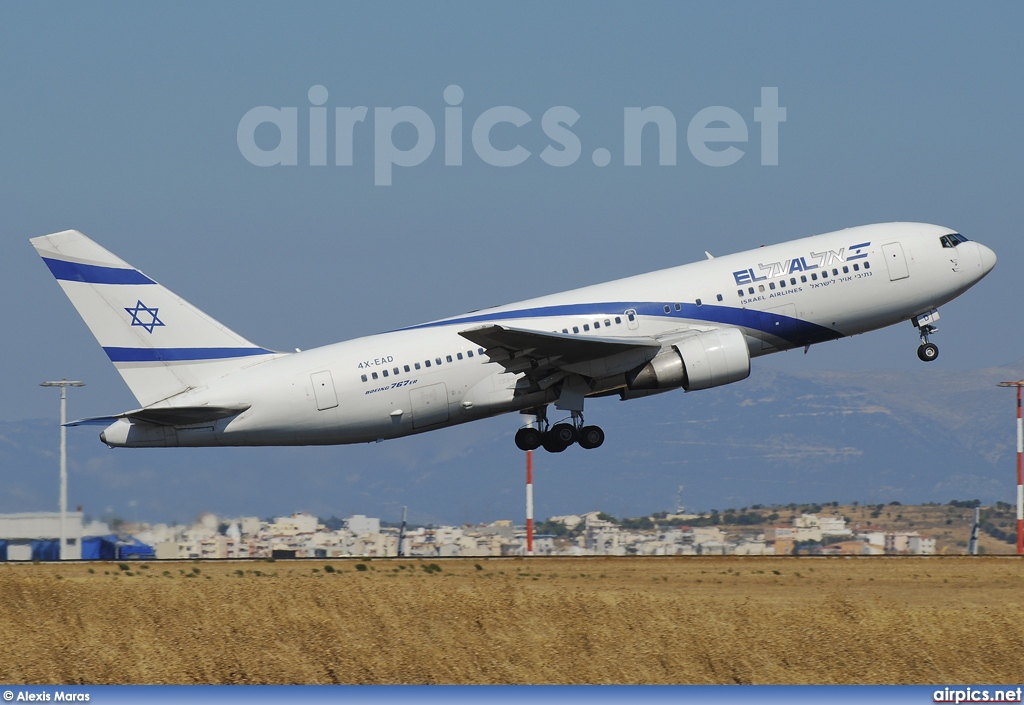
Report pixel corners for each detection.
[117,536,155,560]
[31,539,59,561]
[81,534,155,561]
[82,535,117,560]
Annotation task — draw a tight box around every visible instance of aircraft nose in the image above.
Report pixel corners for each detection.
[977,242,997,275]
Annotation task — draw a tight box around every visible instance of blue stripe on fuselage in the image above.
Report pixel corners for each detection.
[399,301,841,347]
[43,258,156,285]
[104,347,273,362]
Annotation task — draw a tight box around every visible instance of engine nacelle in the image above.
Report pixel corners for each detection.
[626,328,751,392]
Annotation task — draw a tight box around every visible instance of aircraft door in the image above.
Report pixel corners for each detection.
[410,383,450,429]
[310,371,339,410]
[881,242,910,281]
[625,309,640,330]
[759,303,798,350]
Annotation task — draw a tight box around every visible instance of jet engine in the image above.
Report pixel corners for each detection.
[625,327,751,392]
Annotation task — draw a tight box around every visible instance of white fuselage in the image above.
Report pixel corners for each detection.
[104,222,995,447]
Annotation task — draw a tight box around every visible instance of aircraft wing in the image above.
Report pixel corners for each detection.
[66,404,251,427]
[459,324,662,381]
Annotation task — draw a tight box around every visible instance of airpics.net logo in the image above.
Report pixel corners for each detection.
[237,85,786,186]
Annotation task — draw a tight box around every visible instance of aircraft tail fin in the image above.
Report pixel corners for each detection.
[31,230,279,406]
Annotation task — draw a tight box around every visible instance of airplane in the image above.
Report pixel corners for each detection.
[31,222,995,453]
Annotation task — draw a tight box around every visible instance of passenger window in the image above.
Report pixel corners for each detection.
[758,285,765,292]
[372,372,379,379]
[583,324,590,331]
[446,355,452,363]
[467,350,473,358]
[748,287,754,295]
[479,348,484,355]
[780,280,786,287]
[594,321,600,329]
[436,357,442,365]
[382,369,388,377]
[737,289,744,297]
[457,352,463,360]
[361,374,367,382]
[800,275,807,283]
[626,313,634,322]
[822,271,828,278]
[604,319,611,326]
[573,326,579,333]
[674,303,681,311]
[832,268,838,275]
[393,367,400,375]
[415,362,421,370]
[425,360,431,368]
[842,266,849,274]
[615,316,622,324]
[853,264,859,271]
[864,262,871,270]
[790,278,796,285]
[664,305,671,313]
[769,283,776,290]
[696,298,702,306]
[812,273,818,280]
[716,294,723,302]
[404,365,411,372]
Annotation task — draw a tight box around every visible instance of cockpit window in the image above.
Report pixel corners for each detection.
[942,231,966,247]
[940,233,969,248]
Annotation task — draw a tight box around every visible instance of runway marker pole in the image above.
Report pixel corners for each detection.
[526,449,534,556]
[997,381,1024,556]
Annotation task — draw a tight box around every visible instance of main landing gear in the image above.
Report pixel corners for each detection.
[913,309,941,362]
[514,406,605,452]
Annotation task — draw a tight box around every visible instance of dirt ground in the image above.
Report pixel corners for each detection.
[1,555,1022,684]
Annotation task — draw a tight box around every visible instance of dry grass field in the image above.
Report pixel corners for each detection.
[1,556,1022,685]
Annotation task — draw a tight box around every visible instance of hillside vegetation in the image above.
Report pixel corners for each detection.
[1,556,1023,684]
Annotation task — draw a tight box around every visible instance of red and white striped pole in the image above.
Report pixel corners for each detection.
[526,449,534,556]
[998,381,1024,556]
[1018,384,1023,557]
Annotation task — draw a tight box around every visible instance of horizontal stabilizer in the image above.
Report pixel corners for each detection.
[67,404,250,428]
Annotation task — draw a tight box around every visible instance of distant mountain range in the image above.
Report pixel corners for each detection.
[2,359,1021,527]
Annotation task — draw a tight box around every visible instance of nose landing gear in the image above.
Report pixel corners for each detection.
[917,336,938,362]
[913,310,940,363]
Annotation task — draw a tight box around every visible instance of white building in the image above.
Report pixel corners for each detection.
[733,538,774,555]
[908,535,936,555]
[817,514,852,537]
[886,532,912,553]
[346,514,380,536]
[0,511,83,560]
[690,526,726,545]
[855,529,886,553]
[239,516,262,536]
[549,514,583,530]
[585,525,624,555]
[274,512,319,535]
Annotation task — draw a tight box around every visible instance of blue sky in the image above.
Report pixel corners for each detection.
[2,3,1023,522]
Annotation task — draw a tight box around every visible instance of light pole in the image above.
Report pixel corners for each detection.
[997,381,1024,556]
[40,379,85,560]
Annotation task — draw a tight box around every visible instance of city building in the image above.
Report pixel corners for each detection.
[0,511,83,560]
